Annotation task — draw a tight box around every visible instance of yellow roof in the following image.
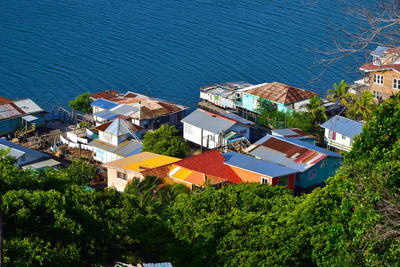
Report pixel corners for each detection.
[169,165,193,181]
[103,152,181,173]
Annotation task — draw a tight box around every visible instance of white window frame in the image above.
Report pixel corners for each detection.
[374,74,384,85]
[277,176,288,187]
[117,171,127,180]
[308,169,317,181]
[261,176,271,185]
[394,78,400,90]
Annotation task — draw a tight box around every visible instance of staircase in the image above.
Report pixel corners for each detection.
[14,123,36,138]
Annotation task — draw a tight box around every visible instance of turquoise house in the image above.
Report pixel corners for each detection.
[0,99,46,136]
[245,135,343,192]
[237,82,317,114]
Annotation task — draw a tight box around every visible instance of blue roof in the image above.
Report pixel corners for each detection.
[320,115,364,139]
[93,110,119,120]
[223,152,298,178]
[90,98,118,110]
[371,46,389,57]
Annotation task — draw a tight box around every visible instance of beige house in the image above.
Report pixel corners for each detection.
[103,152,181,192]
[359,46,400,101]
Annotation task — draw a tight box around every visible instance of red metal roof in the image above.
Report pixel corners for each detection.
[174,150,242,184]
[360,63,400,73]
[247,82,317,104]
[0,97,12,104]
[0,102,25,119]
[91,90,120,100]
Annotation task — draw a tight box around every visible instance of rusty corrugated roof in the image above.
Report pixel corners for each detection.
[247,82,317,104]
[91,90,120,100]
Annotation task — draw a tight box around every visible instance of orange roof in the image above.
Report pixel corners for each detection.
[247,82,317,104]
[91,90,120,100]
[0,97,12,104]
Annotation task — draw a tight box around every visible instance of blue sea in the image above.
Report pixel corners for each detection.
[0,1,373,111]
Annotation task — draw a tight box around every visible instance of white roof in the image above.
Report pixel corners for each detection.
[14,99,44,114]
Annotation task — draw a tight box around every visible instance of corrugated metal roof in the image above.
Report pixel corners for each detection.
[103,118,136,136]
[320,115,364,139]
[0,102,25,119]
[91,98,118,110]
[110,104,138,116]
[90,90,120,100]
[90,139,142,157]
[0,139,49,160]
[247,82,317,104]
[14,99,44,114]
[223,152,298,178]
[173,149,242,184]
[271,128,315,139]
[93,110,120,120]
[371,46,389,56]
[246,135,341,172]
[181,109,236,133]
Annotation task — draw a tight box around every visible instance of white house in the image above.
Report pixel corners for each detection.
[320,115,364,152]
[89,118,143,163]
[181,109,254,149]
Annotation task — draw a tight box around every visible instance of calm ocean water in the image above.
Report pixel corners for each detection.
[0,1,373,111]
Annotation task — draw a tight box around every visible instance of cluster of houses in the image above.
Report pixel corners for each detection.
[2,45,397,193]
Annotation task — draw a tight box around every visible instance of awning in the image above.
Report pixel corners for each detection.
[22,115,38,122]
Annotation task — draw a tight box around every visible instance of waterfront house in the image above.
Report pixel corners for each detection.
[0,98,46,136]
[222,152,298,190]
[237,82,317,114]
[245,135,343,192]
[359,46,400,101]
[168,150,242,190]
[199,82,254,110]
[0,139,60,169]
[320,115,364,152]
[181,109,254,149]
[104,152,181,192]
[90,91,188,130]
[271,128,316,145]
[89,118,143,163]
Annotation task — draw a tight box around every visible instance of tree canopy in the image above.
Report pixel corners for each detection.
[69,92,92,113]
[142,125,189,158]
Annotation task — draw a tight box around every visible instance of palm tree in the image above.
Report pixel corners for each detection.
[327,80,353,108]
[301,95,328,124]
[346,91,376,121]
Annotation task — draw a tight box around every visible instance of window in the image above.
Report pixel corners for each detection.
[239,129,247,135]
[332,131,336,140]
[261,177,271,185]
[374,74,384,85]
[184,124,193,135]
[253,97,259,109]
[373,91,376,98]
[278,176,288,187]
[379,92,383,101]
[117,171,127,180]
[350,139,354,146]
[394,78,400,89]
[342,134,346,140]
[308,169,317,181]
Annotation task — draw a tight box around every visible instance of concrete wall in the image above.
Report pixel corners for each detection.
[107,168,144,192]
[367,69,400,100]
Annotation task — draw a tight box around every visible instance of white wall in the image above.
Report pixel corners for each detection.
[94,147,122,163]
[183,122,221,149]
[325,129,353,151]
[98,131,119,146]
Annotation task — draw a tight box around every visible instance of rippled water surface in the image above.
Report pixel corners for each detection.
[0,1,372,110]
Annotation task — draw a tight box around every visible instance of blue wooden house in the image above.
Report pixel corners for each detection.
[236,82,317,114]
[0,99,46,136]
[245,135,343,192]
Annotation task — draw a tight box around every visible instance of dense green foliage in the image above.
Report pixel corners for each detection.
[142,125,189,158]
[2,95,400,265]
[69,92,92,113]
[257,98,324,140]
